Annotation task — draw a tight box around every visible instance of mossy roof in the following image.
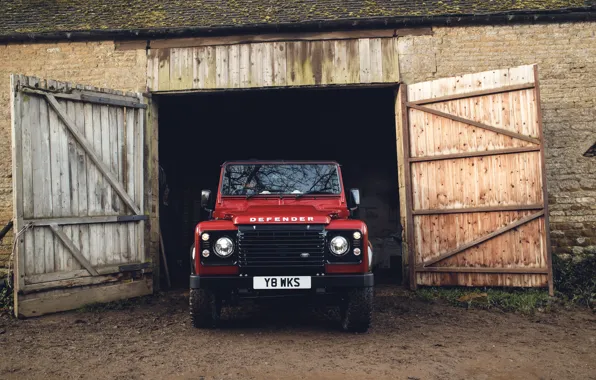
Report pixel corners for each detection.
[2,0,595,39]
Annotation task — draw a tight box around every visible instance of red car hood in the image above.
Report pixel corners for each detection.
[229,205,338,225]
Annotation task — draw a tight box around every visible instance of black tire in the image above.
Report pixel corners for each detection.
[340,287,373,333]
[189,288,221,328]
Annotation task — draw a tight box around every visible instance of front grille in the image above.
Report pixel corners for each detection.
[238,225,326,275]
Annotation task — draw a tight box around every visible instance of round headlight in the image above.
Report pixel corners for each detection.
[353,231,362,240]
[214,237,234,257]
[201,233,210,241]
[330,236,349,256]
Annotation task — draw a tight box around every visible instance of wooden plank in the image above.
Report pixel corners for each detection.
[408,84,536,106]
[109,105,122,264]
[272,42,287,86]
[30,77,51,275]
[239,44,251,87]
[24,215,148,226]
[146,97,159,290]
[23,273,123,294]
[215,45,229,88]
[381,38,399,82]
[423,211,545,267]
[126,106,137,262]
[10,75,26,298]
[17,277,152,318]
[358,39,371,83]
[116,107,128,262]
[24,262,149,284]
[409,146,541,163]
[408,104,541,145]
[21,88,146,108]
[149,30,397,49]
[415,267,548,274]
[100,104,115,266]
[49,224,99,276]
[534,66,554,296]
[74,86,88,271]
[62,95,76,271]
[398,86,416,290]
[136,101,146,264]
[44,94,142,215]
[413,204,544,216]
[369,38,383,83]
[114,40,148,51]
[229,44,241,88]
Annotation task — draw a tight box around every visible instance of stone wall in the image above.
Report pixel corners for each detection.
[0,41,147,276]
[397,22,596,262]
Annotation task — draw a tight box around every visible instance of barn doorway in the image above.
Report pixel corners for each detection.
[157,86,401,287]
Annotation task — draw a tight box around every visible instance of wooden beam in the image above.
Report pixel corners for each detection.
[422,210,545,267]
[149,29,399,49]
[44,94,142,214]
[407,104,542,145]
[415,267,549,274]
[24,262,151,284]
[398,86,417,290]
[413,204,544,216]
[17,277,152,318]
[534,65,555,297]
[22,273,123,294]
[24,215,148,226]
[115,40,149,51]
[49,224,99,276]
[409,146,541,163]
[21,87,146,109]
[407,83,535,106]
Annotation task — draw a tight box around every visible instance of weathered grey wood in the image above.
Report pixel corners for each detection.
[23,273,123,294]
[136,102,146,263]
[24,215,148,226]
[126,107,137,262]
[49,224,99,276]
[44,94,142,215]
[10,75,26,298]
[13,75,150,317]
[24,262,149,284]
[103,104,115,265]
[21,87,146,109]
[17,277,152,318]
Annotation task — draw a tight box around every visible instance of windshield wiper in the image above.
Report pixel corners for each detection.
[295,191,334,199]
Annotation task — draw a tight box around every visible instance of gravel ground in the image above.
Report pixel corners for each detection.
[0,285,595,380]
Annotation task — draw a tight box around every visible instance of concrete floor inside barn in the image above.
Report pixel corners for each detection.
[0,285,594,380]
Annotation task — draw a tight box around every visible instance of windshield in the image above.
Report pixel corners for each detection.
[221,164,341,196]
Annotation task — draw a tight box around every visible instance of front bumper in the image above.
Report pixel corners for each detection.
[190,273,374,290]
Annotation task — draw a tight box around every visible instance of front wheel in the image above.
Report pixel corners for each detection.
[189,288,221,328]
[340,287,373,333]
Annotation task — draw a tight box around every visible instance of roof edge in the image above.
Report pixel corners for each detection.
[1,8,595,44]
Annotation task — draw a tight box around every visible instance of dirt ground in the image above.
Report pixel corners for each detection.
[0,286,595,380]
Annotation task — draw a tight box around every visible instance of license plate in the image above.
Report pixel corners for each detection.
[253,276,311,289]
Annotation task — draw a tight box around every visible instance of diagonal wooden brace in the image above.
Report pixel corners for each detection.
[422,210,545,267]
[408,103,541,145]
[44,93,141,215]
[49,224,99,276]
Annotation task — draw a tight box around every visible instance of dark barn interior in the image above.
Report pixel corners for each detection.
[158,87,402,287]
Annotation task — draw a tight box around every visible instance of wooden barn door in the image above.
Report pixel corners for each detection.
[10,75,152,317]
[398,65,553,294]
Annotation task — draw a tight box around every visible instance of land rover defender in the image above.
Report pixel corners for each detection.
[190,161,373,331]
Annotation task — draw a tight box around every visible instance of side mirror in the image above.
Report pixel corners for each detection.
[201,189,212,211]
[348,188,360,211]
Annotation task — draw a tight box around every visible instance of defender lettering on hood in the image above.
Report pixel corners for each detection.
[250,216,315,222]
